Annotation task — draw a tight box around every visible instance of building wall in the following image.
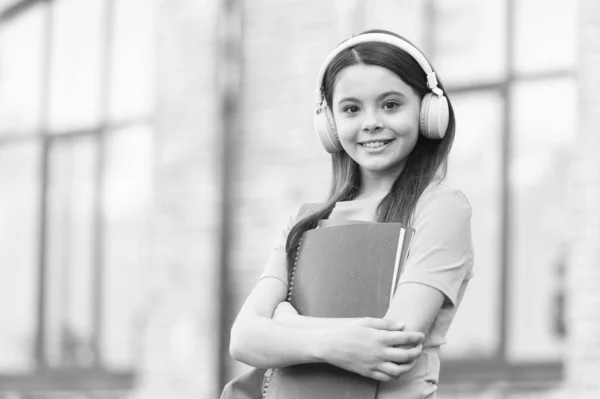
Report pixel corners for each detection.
[558,0,600,396]
[228,0,340,378]
[131,1,222,398]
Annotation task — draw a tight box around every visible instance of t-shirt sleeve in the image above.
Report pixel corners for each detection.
[259,203,318,286]
[259,214,295,286]
[397,186,474,308]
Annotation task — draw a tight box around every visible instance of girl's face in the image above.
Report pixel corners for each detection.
[331,64,421,180]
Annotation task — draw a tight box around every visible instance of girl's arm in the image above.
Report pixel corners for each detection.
[384,283,445,334]
[229,277,326,367]
[273,284,444,336]
[271,301,357,328]
[267,285,441,379]
[229,277,424,381]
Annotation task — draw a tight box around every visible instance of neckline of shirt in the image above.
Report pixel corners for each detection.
[335,196,383,206]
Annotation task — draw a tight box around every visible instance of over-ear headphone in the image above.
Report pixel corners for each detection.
[314,32,450,153]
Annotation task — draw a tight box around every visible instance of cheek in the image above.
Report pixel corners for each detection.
[406,135,419,154]
[395,118,421,143]
[336,124,361,155]
[401,128,419,150]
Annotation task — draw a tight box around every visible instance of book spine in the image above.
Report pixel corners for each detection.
[262,368,273,399]
[286,235,303,302]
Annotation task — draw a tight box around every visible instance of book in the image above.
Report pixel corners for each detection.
[263,222,414,399]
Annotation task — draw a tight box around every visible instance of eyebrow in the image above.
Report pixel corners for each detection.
[336,91,407,104]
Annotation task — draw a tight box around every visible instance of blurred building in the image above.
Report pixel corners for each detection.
[0,0,598,398]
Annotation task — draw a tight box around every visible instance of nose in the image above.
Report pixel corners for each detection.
[361,110,383,133]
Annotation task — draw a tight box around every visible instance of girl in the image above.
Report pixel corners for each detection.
[227,29,474,398]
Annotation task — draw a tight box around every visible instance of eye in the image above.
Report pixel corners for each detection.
[383,101,400,110]
[343,105,360,114]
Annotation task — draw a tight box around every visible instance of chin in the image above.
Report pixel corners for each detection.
[360,162,402,174]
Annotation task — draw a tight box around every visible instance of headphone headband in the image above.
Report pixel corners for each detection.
[314,33,444,106]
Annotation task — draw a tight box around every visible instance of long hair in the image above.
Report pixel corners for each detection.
[285,29,456,272]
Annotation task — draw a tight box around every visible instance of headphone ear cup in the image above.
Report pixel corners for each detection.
[420,93,449,139]
[419,94,432,137]
[314,106,342,153]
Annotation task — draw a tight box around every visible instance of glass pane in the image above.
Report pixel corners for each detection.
[45,135,97,368]
[109,0,155,121]
[508,78,576,361]
[102,124,153,369]
[48,0,106,132]
[513,0,577,74]
[432,0,507,87]
[0,4,44,135]
[442,91,504,359]
[363,0,428,49]
[0,141,41,372]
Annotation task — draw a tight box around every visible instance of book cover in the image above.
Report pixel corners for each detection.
[264,222,414,399]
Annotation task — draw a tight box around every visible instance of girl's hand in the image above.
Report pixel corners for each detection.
[321,317,424,381]
[272,301,299,323]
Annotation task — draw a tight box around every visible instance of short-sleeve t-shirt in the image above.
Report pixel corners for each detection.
[260,181,474,398]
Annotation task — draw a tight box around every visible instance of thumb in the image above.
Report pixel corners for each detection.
[364,317,404,331]
[382,318,405,331]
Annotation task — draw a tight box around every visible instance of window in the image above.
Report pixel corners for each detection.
[433,0,507,86]
[507,78,575,362]
[0,0,154,391]
[431,0,574,388]
[444,91,504,359]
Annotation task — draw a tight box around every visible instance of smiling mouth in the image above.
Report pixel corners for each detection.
[360,139,394,148]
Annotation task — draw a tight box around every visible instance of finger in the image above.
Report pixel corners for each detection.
[384,345,423,364]
[380,331,424,346]
[363,317,404,331]
[369,370,394,382]
[382,318,405,330]
[378,360,417,378]
[285,303,299,313]
[377,362,408,379]
[399,359,417,372]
